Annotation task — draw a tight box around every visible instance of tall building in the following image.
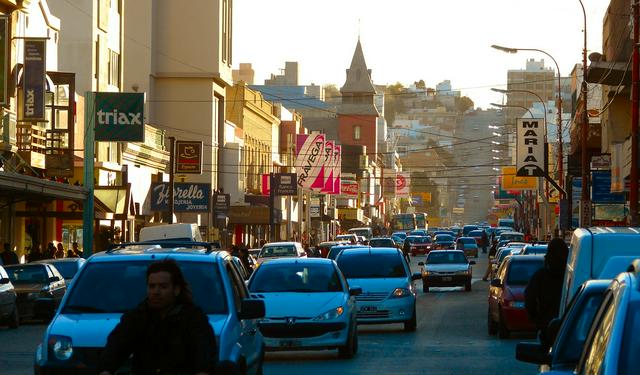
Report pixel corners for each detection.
[265,61,299,86]
[506,59,556,126]
[232,63,255,84]
[337,38,379,157]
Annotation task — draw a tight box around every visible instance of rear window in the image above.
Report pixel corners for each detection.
[5,265,48,283]
[427,252,467,264]
[369,239,395,247]
[468,230,484,237]
[62,261,227,314]
[407,236,431,244]
[337,252,406,279]
[248,263,343,293]
[506,260,543,285]
[260,245,296,258]
[459,238,476,244]
[435,235,454,242]
[49,262,82,280]
[500,233,524,242]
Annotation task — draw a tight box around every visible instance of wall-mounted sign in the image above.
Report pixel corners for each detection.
[396,172,411,197]
[341,181,358,196]
[150,182,211,212]
[516,118,546,177]
[272,173,297,196]
[501,166,537,190]
[213,193,230,212]
[94,92,145,142]
[175,141,202,174]
[22,38,46,121]
[0,17,7,106]
[383,169,396,197]
[591,171,625,203]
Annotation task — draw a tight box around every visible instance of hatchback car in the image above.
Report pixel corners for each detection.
[4,263,66,322]
[456,237,479,258]
[317,241,347,258]
[404,236,433,256]
[336,248,421,332]
[433,234,455,250]
[418,250,475,292]
[488,255,544,338]
[248,258,359,358]
[327,244,367,261]
[34,241,266,375]
[0,265,18,328]
[256,242,307,265]
[34,258,86,284]
[369,237,397,248]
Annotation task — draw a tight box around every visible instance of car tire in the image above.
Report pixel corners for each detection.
[498,310,510,339]
[464,280,472,292]
[8,306,19,329]
[338,323,357,359]
[487,308,497,335]
[404,306,417,332]
[422,282,429,293]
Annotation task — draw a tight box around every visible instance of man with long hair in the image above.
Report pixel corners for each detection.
[98,259,217,375]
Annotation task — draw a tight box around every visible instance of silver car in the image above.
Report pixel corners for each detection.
[419,250,475,292]
[335,247,421,332]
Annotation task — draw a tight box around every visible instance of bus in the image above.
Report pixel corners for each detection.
[390,213,417,232]
[415,213,428,231]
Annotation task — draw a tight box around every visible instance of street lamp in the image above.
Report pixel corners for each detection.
[491,44,565,195]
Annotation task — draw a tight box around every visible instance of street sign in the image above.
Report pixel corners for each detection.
[516,118,546,177]
[272,173,297,196]
[94,92,145,142]
[175,141,203,174]
[579,199,592,227]
[212,193,230,212]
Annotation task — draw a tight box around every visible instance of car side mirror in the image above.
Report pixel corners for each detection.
[411,272,422,281]
[418,262,425,266]
[48,276,60,283]
[349,287,362,296]
[238,299,265,320]
[469,260,476,265]
[515,343,551,365]
[490,279,502,288]
[0,278,9,284]
[546,317,562,345]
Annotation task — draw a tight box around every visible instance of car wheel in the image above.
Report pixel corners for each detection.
[487,308,497,335]
[422,282,429,293]
[498,310,510,339]
[465,280,472,292]
[338,323,357,358]
[8,306,19,329]
[404,306,417,332]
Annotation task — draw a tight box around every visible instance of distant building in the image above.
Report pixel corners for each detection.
[265,61,299,86]
[506,59,556,126]
[232,63,255,84]
[436,80,460,97]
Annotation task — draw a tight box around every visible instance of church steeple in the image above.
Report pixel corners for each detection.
[340,38,376,95]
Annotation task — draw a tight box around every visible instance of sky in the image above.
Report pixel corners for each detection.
[233,0,611,109]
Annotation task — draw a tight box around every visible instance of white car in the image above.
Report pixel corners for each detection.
[256,242,307,265]
[335,247,421,332]
[248,258,359,358]
[418,250,475,292]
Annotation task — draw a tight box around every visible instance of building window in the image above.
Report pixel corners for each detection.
[108,49,120,88]
[353,125,361,140]
[222,0,232,64]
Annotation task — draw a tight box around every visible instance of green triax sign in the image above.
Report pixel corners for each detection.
[94,92,145,142]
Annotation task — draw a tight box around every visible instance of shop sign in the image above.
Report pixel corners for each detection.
[516,118,546,177]
[175,141,202,174]
[591,171,625,203]
[501,166,537,190]
[213,193,230,212]
[396,172,411,197]
[332,145,341,195]
[150,182,211,212]
[341,181,359,196]
[22,38,46,121]
[94,92,145,142]
[310,206,321,218]
[383,169,396,197]
[272,173,297,196]
[295,133,325,188]
[0,17,7,106]
[338,208,362,222]
[590,155,611,171]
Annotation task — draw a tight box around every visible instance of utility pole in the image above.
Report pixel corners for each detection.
[579,0,591,227]
[168,136,176,224]
[269,172,276,241]
[631,0,640,226]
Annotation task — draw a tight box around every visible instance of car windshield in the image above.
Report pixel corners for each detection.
[468,230,484,237]
[259,245,296,258]
[407,236,431,244]
[497,249,518,263]
[62,260,227,314]
[435,235,454,242]
[369,239,395,247]
[506,260,543,285]
[337,252,406,279]
[349,229,370,238]
[459,238,476,244]
[49,261,81,280]
[556,292,605,364]
[500,233,524,242]
[5,265,48,283]
[427,252,467,264]
[249,263,343,293]
[392,233,407,240]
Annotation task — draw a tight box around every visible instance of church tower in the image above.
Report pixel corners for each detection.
[338,38,379,156]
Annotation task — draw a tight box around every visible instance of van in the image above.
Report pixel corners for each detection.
[559,227,640,314]
[497,218,515,229]
[138,223,203,242]
[348,227,373,240]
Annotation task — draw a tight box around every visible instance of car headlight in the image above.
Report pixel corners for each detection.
[48,335,73,361]
[391,288,412,298]
[456,270,471,275]
[313,306,344,321]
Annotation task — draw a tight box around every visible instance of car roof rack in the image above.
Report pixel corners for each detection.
[106,241,217,254]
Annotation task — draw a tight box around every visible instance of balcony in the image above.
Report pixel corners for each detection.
[17,124,46,169]
[0,112,17,152]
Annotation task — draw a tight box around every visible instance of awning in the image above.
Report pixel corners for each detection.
[586,61,630,86]
[0,171,88,201]
[94,184,135,219]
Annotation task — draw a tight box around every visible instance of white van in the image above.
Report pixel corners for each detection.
[560,227,640,314]
[139,223,203,242]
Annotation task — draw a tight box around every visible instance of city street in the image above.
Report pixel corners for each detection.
[0,255,535,375]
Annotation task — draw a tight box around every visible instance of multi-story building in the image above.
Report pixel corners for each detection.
[265,61,299,86]
[232,62,255,85]
[506,59,556,126]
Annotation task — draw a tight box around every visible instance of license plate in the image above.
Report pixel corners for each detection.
[360,305,377,312]
[280,340,301,348]
[442,276,452,282]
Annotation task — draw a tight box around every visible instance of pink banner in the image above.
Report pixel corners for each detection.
[333,145,341,195]
[295,134,325,189]
[321,140,334,192]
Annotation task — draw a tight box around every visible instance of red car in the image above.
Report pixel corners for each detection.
[487,255,544,338]
[405,235,433,256]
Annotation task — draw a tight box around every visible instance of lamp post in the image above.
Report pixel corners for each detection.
[577,0,593,227]
[492,45,565,197]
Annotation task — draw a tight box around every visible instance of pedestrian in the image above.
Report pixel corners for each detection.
[481,231,489,254]
[238,247,253,276]
[66,250,79,258]
[229,244,239,257]
[1,242,19,265]
[98,259,217,375]
[43,242,55,259]
[524,238,569,349]
[27,243,43,263]
[55,243,65,259]
[72,242,83,258]
[402,238,411,262]
[482,239,498,281]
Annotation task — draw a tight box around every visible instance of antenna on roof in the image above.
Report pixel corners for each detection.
[358,19,361,40]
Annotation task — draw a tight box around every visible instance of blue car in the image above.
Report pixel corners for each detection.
[34,241,266,374]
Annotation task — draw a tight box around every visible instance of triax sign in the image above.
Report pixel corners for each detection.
[516,118,546,177]
[94,92,145,142]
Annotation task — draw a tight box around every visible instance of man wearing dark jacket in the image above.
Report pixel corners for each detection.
[524,238,569,349]
[98,259,217,375]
